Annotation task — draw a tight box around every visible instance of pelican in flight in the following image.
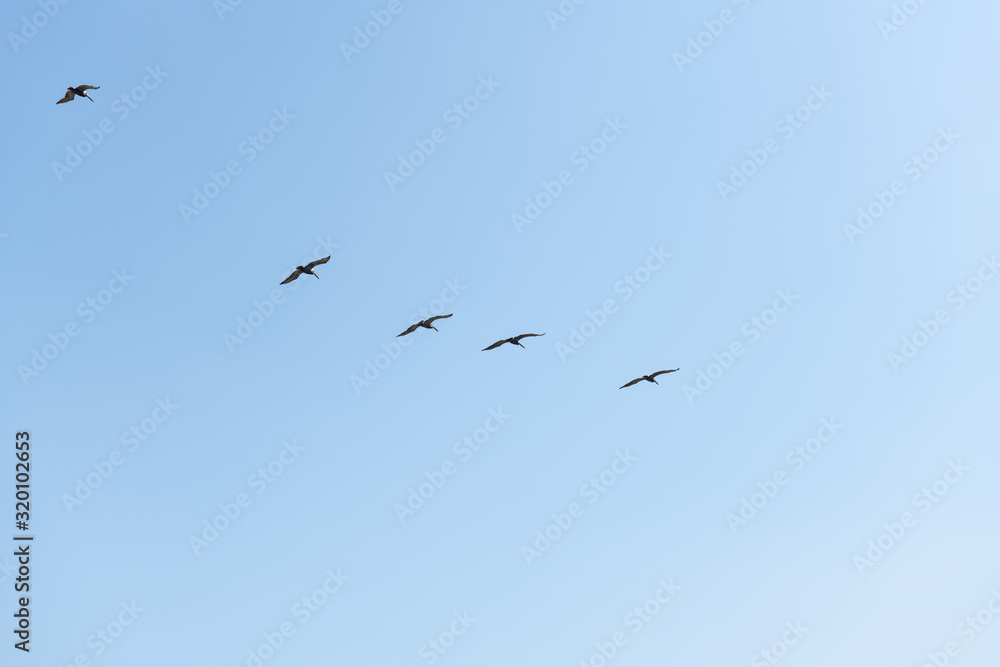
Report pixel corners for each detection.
[482,333,545,351]
[56,85,100,104]
[619,369,679,389]
[280,256,330,284]
[397,314,452,337]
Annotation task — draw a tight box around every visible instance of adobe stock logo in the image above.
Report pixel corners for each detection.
[555,245,670,361]
[383,77,501,192]
[393,408,510,524]
[180,108,295,223]
[18,269,135,386]
[852,459,969,575]
[7,0,73,54]
[577,578,682,667]
[844,127,959,244]
[725,418,843,534]
[887,255,997,372]
[671,0,755,73]
[682,289,799,403]
[339,0,415,63]
[511,118,627,233]
[716,87,833,202]
[521,450,638,565]
[51,67,169,182]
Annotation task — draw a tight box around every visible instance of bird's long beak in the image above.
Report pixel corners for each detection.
[87,96,94,102]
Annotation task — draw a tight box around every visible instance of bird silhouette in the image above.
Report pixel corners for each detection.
[397,314,452,337]
[280,256,330,284]
[482,333,545,351]
[619,369,679,389]
[56,85,100,104]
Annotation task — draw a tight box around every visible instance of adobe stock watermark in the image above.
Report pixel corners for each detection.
[232,566,349,667]
[887,255,997,372]
[716,86,833,202]
[50,67,167,175]
[844,126,959,243]
[17,269,134,386]
[511,117,627,233]
[213,0,247,21]
[682,288,799,403]
[51,67,169,182]
[7,0,73,54]
[223,236,340,352]
[878,0,933,40]
[394,407,510,524]
[188,439,306,556]
[914,589,1000,667]
[577,579,682,667]
[340,0,416,63]
[406,611,477,667]
[350,278,467,395]
[750,621,809,667]
[555,245,670,361]
[60,398,179,513]
[852,459,969,575]
[57,601,145,666]
[521,449,638,565]
[672,0,756,72]
[0,556,15,586]
[545,0,588,31]
[179,107,295,223]
[383,76,501,192]
[726,418,844,534]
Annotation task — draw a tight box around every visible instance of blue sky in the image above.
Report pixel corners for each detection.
[2,0,999,665]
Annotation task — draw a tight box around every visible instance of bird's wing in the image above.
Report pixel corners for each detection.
[619,378,642,389]
[77,85,100,91]
[649,368,680,378]
[482,340,506,351]
[56,91,74,104]
[397,322,421,337]
[426,313,453,324]
[280,269,302,285]
[304,256,330,271]
[513,333,545,342]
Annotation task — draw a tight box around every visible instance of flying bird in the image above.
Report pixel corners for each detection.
[397,314,452,337]
[280,256,330,285]
[56,85,100,104]
[482,333,545,351]
[619,369,679,389]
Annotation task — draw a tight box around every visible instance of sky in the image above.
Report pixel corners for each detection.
[2,0,999,665]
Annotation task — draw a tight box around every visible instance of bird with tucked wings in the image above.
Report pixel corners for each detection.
[619,368,679,389]
[56,85,100,104]
[280,256,330,285]
[397,314,452,337]
[482,333,545,351]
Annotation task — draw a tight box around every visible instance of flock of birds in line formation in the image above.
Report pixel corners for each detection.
[281,256,679,389]
[57,85,679,390]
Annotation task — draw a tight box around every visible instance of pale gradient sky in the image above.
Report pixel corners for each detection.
[2,1,999,666]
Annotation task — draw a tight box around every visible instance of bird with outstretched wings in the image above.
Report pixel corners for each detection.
[619,368,679,389]
[280,256,330,285]
[482,333,545,351]
[397,314,453,337]
[57,85,100,104]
